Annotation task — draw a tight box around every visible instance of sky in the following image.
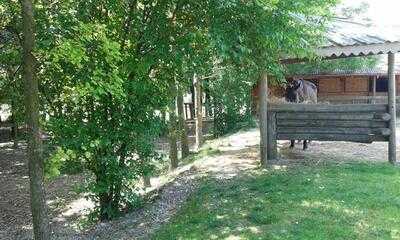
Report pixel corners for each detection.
[341,0,400,26]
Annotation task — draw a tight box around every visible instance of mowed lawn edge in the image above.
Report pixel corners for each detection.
[151,162,400,240]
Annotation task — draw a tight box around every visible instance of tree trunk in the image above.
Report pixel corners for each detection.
[11,103,19,149]
[204,83,211,118]
[189,84,195,119]
[13,115,18,149]
[20,0,51,239]
[142,175,151,188]
[194,73,203,150]
[169,97,178,170]
[99,191,112,221]
[177,92,190,158]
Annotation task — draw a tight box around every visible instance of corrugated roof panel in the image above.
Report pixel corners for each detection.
[323,20,400,48]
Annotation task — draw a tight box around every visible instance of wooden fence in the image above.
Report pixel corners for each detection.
[318,95,400,105]
[266,103,392,160]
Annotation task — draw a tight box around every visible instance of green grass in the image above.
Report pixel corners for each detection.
[152,162,400,240]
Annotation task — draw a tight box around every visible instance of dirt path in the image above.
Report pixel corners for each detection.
[76,130,261,240]
[76,169,198,240]
[1,127,398,239]
[0,144,86,240]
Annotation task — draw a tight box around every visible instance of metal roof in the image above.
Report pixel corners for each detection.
[316,20,400,58]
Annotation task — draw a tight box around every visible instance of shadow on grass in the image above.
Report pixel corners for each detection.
[152,162,400,240]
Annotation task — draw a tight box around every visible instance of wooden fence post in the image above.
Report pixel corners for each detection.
[259,72,268,167]
[267,112,277,160]
[388,53,397,164]
[372,76,377,104]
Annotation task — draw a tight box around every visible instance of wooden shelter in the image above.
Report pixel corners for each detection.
[259,20,400,166]
[293,55,400,103]
[252,56,400,106]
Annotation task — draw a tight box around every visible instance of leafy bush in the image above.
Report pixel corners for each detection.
[44,147,65,179]
[208,66,257,136]
[45,24,166,220]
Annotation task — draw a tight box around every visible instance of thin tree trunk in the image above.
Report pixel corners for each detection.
[20,0,51,239]
[11,103,19,148]
[142,175,151,188]
[13,114,18,149]
[189,84,195,119]
[169,97,178,170]
[177,92,189,158]
[161,109,167,137]
[194,73,203,150]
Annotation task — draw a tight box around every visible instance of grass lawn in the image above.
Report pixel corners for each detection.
[152,162,400,240]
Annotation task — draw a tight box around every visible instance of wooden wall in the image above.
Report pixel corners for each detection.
[310,76,370,97]
[252,75,400,100]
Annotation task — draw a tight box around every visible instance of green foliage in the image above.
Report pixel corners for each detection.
[0,1,24,124]
[44,147,79,178]
[152,162,400,239]
[44,146,81,179]
[1,0,339,221]
[45,23,165,220]
[286,56,379,76]
[207,65,257,136]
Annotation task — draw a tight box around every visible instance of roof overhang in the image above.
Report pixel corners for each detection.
[316,41,400,58]
[282,21,400,64]
[282,42,400,64]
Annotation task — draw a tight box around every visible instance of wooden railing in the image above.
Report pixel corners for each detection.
[266,104,391,160]
[318,95,400,104]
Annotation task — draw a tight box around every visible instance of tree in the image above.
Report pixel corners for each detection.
[3,0,340,221]
[19,0,50,238]
[0,1,24,148]
[168,97,179,170]
[176,91,190,158]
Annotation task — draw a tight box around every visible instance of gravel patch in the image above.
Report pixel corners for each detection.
[77,167,199,240]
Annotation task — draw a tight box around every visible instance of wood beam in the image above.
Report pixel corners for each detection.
[259,72,269,167]
[388,53,397,164]
[372,76,377,103]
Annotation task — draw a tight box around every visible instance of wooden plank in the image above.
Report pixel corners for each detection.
[388,53,397,164]
[277,133,388,143]
[375,113,391,121]
[276,112,390,121]
[277,120,387,128]
[267,112,277,160]
[0,123,13,128]
[268,103,387,113]
[277,127,391,136]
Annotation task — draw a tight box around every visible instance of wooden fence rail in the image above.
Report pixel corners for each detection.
[267,103,391,160]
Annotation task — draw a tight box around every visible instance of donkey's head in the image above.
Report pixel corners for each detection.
[285,80,302,103]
